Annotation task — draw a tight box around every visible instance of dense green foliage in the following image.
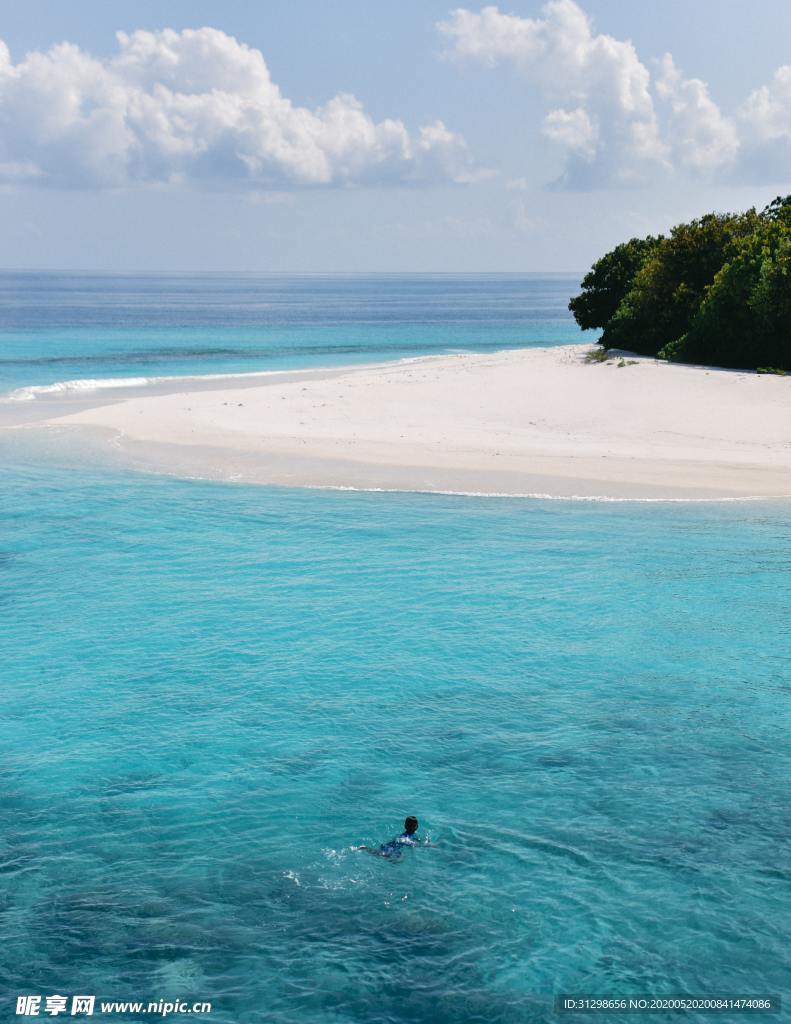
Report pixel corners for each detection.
[568,236,661,333]
[570,197,791,371]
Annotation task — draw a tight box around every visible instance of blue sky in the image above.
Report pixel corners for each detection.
[0,0,789,271]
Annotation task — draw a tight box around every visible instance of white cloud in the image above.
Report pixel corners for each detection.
[741,65,791,142]
[439,0,791,189]
[0,28,474,189]
[439,0,668,187]
[655,54,739,171]
[729,65,791,184]
[542,107,598,158]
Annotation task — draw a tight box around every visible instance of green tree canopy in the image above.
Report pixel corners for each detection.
[662,217,791,370]
[602,212,760,355]
[568,236,661,332]
[568,197,790,371]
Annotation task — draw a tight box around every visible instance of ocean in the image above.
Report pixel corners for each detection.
[0,272,575,398]
[1,273,788,1023]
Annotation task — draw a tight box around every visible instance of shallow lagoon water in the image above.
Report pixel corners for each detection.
[2,451,790,1023]
[1,275,789,1023]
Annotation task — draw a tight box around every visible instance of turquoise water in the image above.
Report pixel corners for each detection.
[1,275,789,1023]
[0,272,577,395]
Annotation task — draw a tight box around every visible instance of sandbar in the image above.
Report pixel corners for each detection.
[11,344,791,500]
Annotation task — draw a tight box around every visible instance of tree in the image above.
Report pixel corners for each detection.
[761,194,791,223]
[568,236,660,332]
[600,211,760,355]
[570,197,791,370]
[662,216,791,370]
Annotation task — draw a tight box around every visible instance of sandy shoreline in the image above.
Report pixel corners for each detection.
[10,344,791,499]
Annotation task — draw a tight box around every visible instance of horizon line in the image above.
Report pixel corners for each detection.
[0,267,584,276]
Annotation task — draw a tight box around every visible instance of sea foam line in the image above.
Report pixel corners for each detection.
[139,468,789,504]
[305,485,791,504]
[3,370,289,402]
[2,352,444,402]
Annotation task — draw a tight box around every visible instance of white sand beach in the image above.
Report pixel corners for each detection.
[19,344,791,499]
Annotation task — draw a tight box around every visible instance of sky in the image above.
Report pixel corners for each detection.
[0,0,789,272]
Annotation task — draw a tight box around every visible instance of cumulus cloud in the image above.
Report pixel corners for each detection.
[735,65,791,182]
[542,107,598,158]
[655,54,739,171]
[439,0,668,188]
[0,28,475,189]
[742,65,791,142]
[439,0,791,189]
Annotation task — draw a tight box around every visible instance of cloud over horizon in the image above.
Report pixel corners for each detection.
[439,0,791,190]
[0,9,787,199]
[0,27,475,190]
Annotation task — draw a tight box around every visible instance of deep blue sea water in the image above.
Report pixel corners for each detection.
[1,274,789,1023]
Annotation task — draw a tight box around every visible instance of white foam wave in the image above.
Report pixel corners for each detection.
[4,368,291,402]
[2,352,437,402]
[115,459,791,504]
[304,485,791,504]
[7,377,160,401]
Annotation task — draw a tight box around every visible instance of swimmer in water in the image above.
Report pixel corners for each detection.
[357,816,435,858]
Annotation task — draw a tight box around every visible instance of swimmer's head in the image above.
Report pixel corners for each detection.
[404,816,419,835]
